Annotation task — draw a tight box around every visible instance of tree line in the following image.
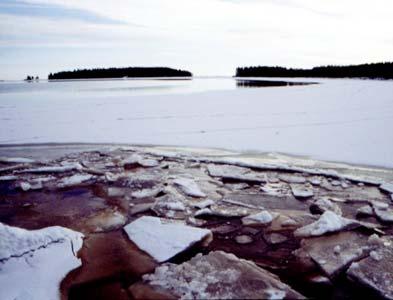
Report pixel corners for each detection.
[48,67,192,80]
[236,62,393,79]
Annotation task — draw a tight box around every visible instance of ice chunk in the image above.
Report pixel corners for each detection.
[347,244,393,299]
[132,251,303,299]
[290,184,314,199]
[310,198,342,215]
[279,174,306,184]
[57,174,93,188]
[380,182,393,194]
[85,210,127,232]
[242,211,277,226]
[356,205,374,217]
[299,231,373,278]
[18,163,83,174]
[294,211,356,238]
[207,164,267,183]
[0,157,36,164]
[0,223,84,300]
[121,154,159,168]
[193,199,215,209]
[123,216,212,262]
[131,187,162,198]
[374,207,393,223]
[173,177,206,198]
[0,175,18,181]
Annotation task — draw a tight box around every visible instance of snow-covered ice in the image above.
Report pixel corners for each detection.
[294,211,355,237]
[57,174,93,188]
[123,216,212,262]
[1,78,393,167]
[242,211,276,226]
[173,177,206,198]
[0,157,36,164]
[0,222,84,300]
[137,251,304,299]
[18,164,82,174]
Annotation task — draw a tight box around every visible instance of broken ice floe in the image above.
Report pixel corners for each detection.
[380,182,393,194]
[207,164,267,183]
[294,211,357,238]
[192,199,215,209]
[299,231,375,278]
[57,174,93,188]
[17,163,83,174]
[173,177,206,198]
[0,157,36,164]
[241,211,278,226]
[290,184,314,199]
[347,241,393,299]
[123,216,212,262]
[132,251,304,300]
[0,222,84,300]
[152,195,187,219]
[84,209,127,233]
[279,174,307,184]
[0,175,18,181]
[310,198,342,216]
[121,154,160,168]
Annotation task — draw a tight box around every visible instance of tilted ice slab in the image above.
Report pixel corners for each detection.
[123,216,212,262]
[173,177,206,198]
[17,163,83,174]
[294,211,357,238]
[0,222,84,300]
[57,174,93,188]
[0,157,36,164]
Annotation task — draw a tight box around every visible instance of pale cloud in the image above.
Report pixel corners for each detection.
[0,0,392,79]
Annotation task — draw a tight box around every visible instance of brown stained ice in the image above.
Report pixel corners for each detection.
[347,238,393,299]
[0,145,393,299]
[298,231,375,278]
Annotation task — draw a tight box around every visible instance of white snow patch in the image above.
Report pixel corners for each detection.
[123,216,212,262]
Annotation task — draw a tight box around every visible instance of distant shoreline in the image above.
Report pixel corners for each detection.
[48,67,192,80]
[236,62,393,80]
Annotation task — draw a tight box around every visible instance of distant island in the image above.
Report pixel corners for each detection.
[24,75,39,82]
[48,67,192,80]
[236,62,393,79]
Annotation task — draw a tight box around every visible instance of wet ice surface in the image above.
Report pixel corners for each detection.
[0,145,393,299]
[1,77,393,167]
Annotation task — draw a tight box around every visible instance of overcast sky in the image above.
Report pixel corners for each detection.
[0,0,392,79]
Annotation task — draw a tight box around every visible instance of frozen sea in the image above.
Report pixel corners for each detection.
[0,77,392,168]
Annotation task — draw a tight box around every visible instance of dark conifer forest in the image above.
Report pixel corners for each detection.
[48,67,192,80]
[236,62,393,79]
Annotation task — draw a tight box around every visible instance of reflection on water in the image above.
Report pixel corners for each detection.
[236,80,318,88]
[0,77,320,99]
